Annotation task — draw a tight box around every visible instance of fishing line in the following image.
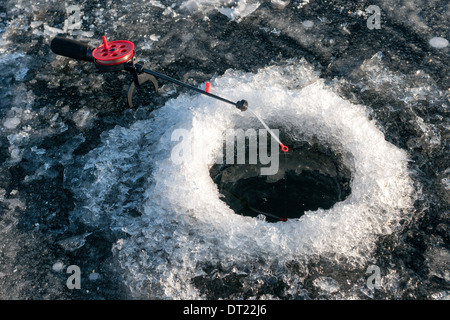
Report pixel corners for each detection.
[247,108,289,153]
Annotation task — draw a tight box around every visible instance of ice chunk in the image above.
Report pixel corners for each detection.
[14,67,28,81]
[30,21,43,28]
[89,272,101,281]
[180,0,200,12]
[180,0,226,13]
[7,147,23,164]
[64,5,83,31]
[218,0,260,22]
[429,37,449,49]
[149,34,160,41]
[56,134,85,165]
[52,262,65,272]
[313,277,340,293]
[296,0,310,9]
[0,53,30,84]
[31,146,46,155]
[43,24,65,38]
[149,0,166,9]
[3,117,21,129]
[162,6,178,17]
[302,20,314,28]
[271,0,290,10]
[426,247,450,282]
[73,107,96,129]
[442,169,450,191]
[57,232,92,252]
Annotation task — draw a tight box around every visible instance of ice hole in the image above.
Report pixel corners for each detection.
[210,138,352,222]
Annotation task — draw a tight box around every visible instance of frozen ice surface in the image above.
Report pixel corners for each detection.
[0,0,447,300]
[70,60,415,298]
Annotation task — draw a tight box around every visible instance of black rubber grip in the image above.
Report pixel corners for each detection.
[51,36,94,62]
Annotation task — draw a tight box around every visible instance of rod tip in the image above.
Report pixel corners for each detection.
[236,100,248,111]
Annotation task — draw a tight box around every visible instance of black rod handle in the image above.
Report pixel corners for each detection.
[50,36,94,62]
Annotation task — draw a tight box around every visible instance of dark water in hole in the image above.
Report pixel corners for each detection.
[211,143,352,222]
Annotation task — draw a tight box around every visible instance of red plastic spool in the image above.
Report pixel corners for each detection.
[92,36,135,66]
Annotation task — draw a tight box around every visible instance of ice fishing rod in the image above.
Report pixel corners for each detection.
[50,35,288,152]
[50,36,248,110]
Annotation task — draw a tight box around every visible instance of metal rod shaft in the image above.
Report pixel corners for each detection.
[140,67,238,107]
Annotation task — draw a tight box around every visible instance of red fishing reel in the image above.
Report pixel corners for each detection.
[91,36,135,71]
[91,35,158,105]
